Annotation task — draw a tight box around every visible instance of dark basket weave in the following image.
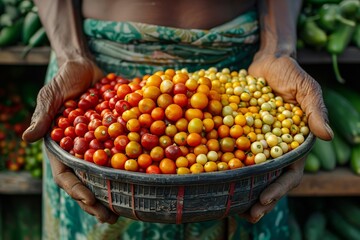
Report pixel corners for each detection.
[44,132,315,224]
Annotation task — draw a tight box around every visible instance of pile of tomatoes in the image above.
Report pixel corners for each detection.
[50,68,310,174]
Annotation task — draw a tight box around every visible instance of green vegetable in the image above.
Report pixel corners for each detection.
[311,138,336,171]
[304,211,327,240]
[22,11,41,45]
[323,230,340,240]
[305,0,342,4]
[300,18,328,48]
[353,23,360,48]
[327,209,360,240]
[304,152,321,173]
[18,0,34,15]
[4,4,20,21]
[326,20,356,83]
[323,88,360,144]
[289,214,302,240]
[332,130,351,165]
[0,13,13,27]
[22,27,47,58]
[336,198,360,227]
[336,84,360,113]
[339,0,360,19]
[0,17,23,47]
[318,3,356,32]
[350,144,360,175]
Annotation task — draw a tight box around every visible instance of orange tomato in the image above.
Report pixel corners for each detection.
[142,86,161,101]
[165,104,183,122]
[138,113,153,128]
[173,94,188,108]
[138,98,156,114]
[107,122,124,138]
[157,93,174,109]
[187,132,202,147]
[146,165,161,174]
[110,153,128,169]
[172,73,189,84]
[150,146,165,161]
[124,159,139,171]
[175,118,188,132]
[190,92,208,110]
[185,108,203,121]
[228,158,243,169]
[146,74,162,87]
[151,107,165,121]
[236,136,251,151]
[150,120,166,136]
[116,84,132,100]
[125,141,142,158]
[137,153,153,169]
[125,92,143,107]
[159,158,177,174]
[173,131,188,146]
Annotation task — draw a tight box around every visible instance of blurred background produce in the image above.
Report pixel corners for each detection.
[0,0,48,56]
[298,0,360,83]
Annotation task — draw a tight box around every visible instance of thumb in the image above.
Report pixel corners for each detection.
[297,79,333,141]
[22,80,64,143]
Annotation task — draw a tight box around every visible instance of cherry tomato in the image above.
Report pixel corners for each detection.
[93,149,109,166]
[51,128,64,142]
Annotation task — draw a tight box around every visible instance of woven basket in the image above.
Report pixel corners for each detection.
[44,132,315,224]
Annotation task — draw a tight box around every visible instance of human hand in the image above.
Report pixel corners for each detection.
[239,53,334,223]
[22,57,118,224]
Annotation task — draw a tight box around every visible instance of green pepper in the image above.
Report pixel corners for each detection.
[305,0,342,4]
[339,0,360,19]
[300,18,328,48]
[318,3,356,32]
[353,23,360,48]
[326,20,356,83]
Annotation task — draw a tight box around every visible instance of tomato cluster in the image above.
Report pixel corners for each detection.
[50,68,310,174]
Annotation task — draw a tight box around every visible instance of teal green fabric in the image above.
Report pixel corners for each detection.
[42,10,290,240]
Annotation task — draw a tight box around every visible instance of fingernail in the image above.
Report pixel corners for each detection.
[264,199,273,206]
[325,122,334,138]
[252,213,264,223]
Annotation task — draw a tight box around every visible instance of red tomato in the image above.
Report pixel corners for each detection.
[60,136,74,151]
[115,100,131,115]
[146,165,161,174]
[51,128,64,142]
[164,144,182,160]
[84,149,96,162]
[140,133,159,151]
[73,137,89,155]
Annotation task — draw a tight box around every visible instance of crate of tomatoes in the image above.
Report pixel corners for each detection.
[44,67,315,224]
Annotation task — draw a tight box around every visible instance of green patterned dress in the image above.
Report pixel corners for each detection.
[42,10,290,240]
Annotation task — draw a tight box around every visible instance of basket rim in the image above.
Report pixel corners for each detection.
[44,132,315,185]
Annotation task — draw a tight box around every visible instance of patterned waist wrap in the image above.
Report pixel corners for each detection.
[83,10,259,77]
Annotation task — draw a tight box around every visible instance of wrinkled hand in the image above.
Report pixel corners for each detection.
[22,57,118,224]
[240,53,334,223]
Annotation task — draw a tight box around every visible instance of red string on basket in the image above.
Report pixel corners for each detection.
[222,182,235,218]
[176,186,185,224]
[131,183,141,221]
[106,179,119,215]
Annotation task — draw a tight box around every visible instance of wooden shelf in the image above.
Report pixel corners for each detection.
[0,46,50,65]
[297,47,360,64]
[289,167,360,197]
[0,171,42,195]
